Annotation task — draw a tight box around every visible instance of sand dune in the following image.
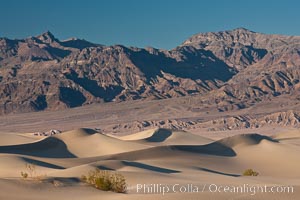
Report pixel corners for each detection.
[272,129,300,140]
[119,128,213,145]
[0,133,39,145]
[55,128,150,157]
[0,137,75,158]
[217,133,278,147]
[0,128,300,200]
[0,128,150,158]
[0,154,63,178]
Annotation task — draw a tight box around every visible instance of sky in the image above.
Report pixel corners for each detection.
[1,0,300,50]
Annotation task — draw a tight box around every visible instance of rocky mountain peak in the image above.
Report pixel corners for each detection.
[231,27,255,33]
[181,28,258,47]
[36,31,58,44]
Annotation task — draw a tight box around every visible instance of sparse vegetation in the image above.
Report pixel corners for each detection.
[81,169,127,193]
[20,163,36,179]
[26,163,36,178]
[243,169,259,176]
[20,171,28,179]
[20,163,47,181]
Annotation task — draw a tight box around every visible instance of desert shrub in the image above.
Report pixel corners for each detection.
[110,173,127,193]
[26,163,36,178]
[243,169,259,176]
[82,169,126,193]
[20,171,28,179]
[20,163,36,179]
[20,163,47,181]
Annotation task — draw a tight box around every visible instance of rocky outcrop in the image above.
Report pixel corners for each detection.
[100,111,300,134]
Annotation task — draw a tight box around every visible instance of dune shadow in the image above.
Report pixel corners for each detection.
[75,128,99,135]
[219,133,279,147]
[145,129,172,142]
[122,161,180,173]
[197,167,240,177]
[172,142,236,157]
[47,177,81,185]
[247,134,278,143]
[22,157,65,169]
[96,165,114,170]
[0,137,76,158]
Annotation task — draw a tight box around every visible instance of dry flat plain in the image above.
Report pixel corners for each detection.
[0,98,299,200]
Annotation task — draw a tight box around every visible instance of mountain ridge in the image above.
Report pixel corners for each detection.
[0,28,299,114]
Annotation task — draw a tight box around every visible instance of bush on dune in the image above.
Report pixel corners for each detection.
[20,163,47,181]
[243,169,259,176]
[20,163,36,179]
[81,169,127,193]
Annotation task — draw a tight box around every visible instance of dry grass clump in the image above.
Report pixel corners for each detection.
[243,169,259,176]
[20,163,47,181]
[81,169,126,193]
[21,163,36,179]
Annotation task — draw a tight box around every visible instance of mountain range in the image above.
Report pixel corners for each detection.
[0,28,299,114]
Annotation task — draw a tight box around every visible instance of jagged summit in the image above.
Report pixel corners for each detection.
[33,31,100,50]
[36,30,58,44]
[181,28,258,46]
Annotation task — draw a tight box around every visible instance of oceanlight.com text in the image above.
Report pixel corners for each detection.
[134,183,294,196]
